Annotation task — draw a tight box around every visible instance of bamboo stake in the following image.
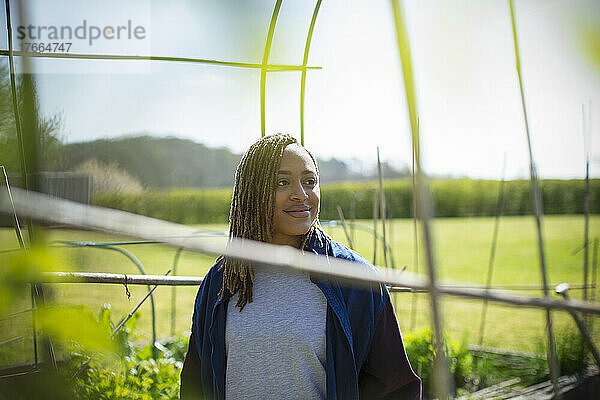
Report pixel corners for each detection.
[581,104,591,360]
[478,154,507,346]
[410,120,419,331]
[508,1,561,397]
[372,188,378,264]
[3,1,27,190]
[2,166,26,249]
[170,247,184,336]
[390,1,452,398]
[387,207,396,269]
[336,205,354,249]
[591,238,599,336]
[581,105,590,285]
[260,0,283,137]
[377,147,388,268]
[300,0,323,146]
[4,0,50,371]
[350,196,356,246]
[388,208,399,311]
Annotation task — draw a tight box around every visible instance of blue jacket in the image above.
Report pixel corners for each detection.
[181,233,421,399]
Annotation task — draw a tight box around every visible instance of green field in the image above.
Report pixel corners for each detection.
[1,214,598,366]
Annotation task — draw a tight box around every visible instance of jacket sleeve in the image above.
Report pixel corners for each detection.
[180,263,218,400]
[180,333,204,399]
[358,297,422,399]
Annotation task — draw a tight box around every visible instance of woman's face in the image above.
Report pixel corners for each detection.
[271,144,320,247]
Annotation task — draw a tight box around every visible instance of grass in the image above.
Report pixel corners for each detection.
[330,214,600,352]
[0,215,598,367]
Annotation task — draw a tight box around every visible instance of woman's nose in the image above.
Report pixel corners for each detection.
[290,181,308,201]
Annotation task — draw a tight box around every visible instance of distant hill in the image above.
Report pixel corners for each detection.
[63,135,409,189]
[63,136,240,188]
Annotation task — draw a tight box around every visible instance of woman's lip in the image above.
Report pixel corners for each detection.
[284,210,311,218]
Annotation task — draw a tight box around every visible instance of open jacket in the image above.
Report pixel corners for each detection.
[180,232,421,399]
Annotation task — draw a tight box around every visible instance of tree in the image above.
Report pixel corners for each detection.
[0,64,63,174]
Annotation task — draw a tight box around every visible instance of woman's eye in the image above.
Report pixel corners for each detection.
[277,179,288,187]
[304,178,317,186]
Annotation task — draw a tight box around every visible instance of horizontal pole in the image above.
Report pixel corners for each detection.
[34,269,595,293]
[429,283,596,291]
[44,271,203,286]
[40,272,600,315]
[0,50,321,71]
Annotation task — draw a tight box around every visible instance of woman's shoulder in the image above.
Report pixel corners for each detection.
[195,257,225,301]
[202,257,225,287]
[206,257,225,276]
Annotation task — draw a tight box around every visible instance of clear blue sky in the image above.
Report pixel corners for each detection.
[2,0,599,179]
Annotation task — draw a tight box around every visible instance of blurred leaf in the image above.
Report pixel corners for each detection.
[38,304,116,356]
[98,303,114,330]
[0,246,60,315]
[578,23,600,72]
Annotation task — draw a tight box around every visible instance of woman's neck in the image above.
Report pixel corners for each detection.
[269,233,302,248]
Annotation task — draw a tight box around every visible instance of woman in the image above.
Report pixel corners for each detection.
[180,134,421,399]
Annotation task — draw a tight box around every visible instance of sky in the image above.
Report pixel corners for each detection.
[1,0,599,179]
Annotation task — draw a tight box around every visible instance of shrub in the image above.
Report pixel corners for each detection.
[96,188,232,224]
[64,305,185,400]
[403,328,472,398]
[554,328,586,376]
[63,308,589,399]
[72,357,180,400]
[95,179,599,224]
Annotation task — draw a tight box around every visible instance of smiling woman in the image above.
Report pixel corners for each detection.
[180,133,421,400]
[271,143,320,247]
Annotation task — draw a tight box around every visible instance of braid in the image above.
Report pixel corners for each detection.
[220,133,330,310]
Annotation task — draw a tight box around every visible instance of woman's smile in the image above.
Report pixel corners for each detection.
[284,205,311,218]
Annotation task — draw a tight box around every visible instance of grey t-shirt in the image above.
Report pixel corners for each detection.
[225,267,327,400]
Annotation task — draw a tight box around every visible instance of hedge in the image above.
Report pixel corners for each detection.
[95,179,599,225]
